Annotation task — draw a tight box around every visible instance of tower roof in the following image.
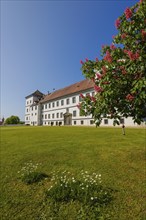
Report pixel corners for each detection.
[25,90,44,99]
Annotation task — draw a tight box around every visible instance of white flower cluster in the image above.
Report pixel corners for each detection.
[47,170,102,193]
[18,161,41,177]
[80,170,102,185]
[48,170,76,191]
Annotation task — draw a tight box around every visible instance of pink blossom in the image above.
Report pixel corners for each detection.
[124,49,128,54]
[126,94,134,101]
[77,103,81,109]
[135,52,140,59]
[102,66,107,75]
[102,81,110,85]
[124,50,140,60]
[121,33,127,39]
[115,18,121,29]
[142,30,146,40]
[110,44,116,50]
[85,58,89,62]
[95,57,99,62]
[94,85,103,92]
[122,69,127,75]
[91,96,96,102]
[96,73,102,79]
[104,51,112,63]
[80,60,84,65]
[125,8,132,19]
[80,93,85,99]
[120,66,127,74]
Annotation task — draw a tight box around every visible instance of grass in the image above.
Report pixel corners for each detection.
[0,126,145,219]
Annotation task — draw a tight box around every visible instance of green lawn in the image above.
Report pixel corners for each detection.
[0,126,145,219]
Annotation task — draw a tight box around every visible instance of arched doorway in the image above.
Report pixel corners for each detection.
[64,113,72,125]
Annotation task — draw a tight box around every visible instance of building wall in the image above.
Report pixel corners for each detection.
[25,88,142,127]
[41,89,93,126]
[25,96,40,125]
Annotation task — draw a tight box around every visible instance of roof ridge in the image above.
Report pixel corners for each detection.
[48,78,88,95]
[40,78,94,103]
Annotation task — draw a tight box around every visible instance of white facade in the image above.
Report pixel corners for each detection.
[25,81,144,127]
[25,88,95,126]
[41,88,95,126]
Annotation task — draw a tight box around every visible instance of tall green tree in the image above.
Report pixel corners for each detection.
[5,115,20,124]
[80,0,146,126]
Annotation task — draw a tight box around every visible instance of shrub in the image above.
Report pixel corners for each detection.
[18,161,48,184]
[45,170,114,219]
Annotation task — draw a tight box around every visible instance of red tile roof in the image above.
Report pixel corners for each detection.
[40,79,94,103]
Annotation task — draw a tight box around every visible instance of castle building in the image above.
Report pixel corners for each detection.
[25,79,137,126]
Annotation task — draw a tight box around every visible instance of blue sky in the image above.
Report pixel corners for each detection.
[1,0,138,121]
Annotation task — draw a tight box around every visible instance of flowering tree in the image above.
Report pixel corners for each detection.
[79,0,146,126]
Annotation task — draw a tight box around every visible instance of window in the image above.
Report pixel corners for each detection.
[60,112,63,118]
[27,108,29,112]
[45,114,47,119]
[52,102,55,108]
[57,101,59,107]
[45,104,47,109]
[49,103,51,108]
[66,98,70,105]
[73,110,76,117]
[61,100,64,106]
[31,113,33,116]
[32,106,33,111]
[90,120,94,125]
[104,119,108,125]
[48,114,50,119]
[42,105,44,110]
[42,115,44,118]
[52,113,54,119]
[79,96,83,102]
[81,120,84,125]
[27,101,29,105]
[120,118,125,124]
[72,97,76,103]
[35,106,37,110]
[35,113,37,115]
[57,113,59,118]
[74,121,76,125]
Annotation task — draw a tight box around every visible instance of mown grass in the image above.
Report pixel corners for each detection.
[0,126,145,219]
